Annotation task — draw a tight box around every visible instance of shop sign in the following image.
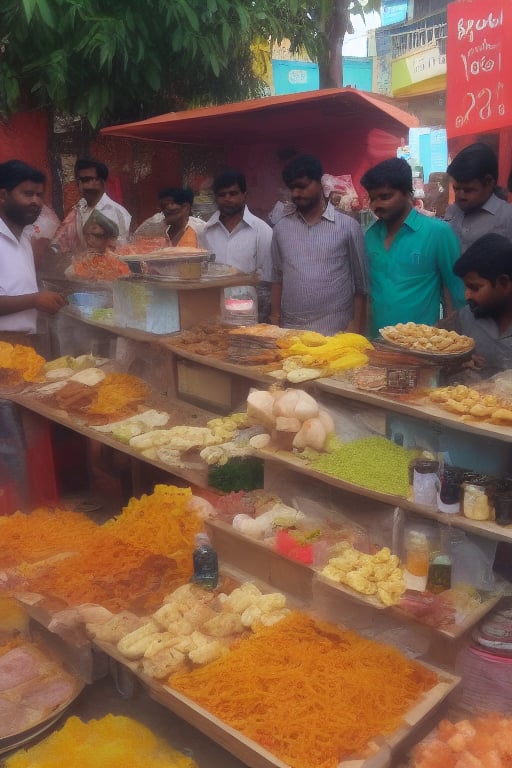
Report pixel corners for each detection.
[446,0,512,137]
[271,60,319,95]
[381,0,408,27]
[391,43,446,92]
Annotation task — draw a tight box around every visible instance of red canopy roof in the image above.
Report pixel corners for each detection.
[101,88,418,145]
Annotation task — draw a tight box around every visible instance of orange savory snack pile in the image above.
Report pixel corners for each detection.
[29,532,182,612]
[86,372,148,417]
[170,612,438,768]
[1,487,202,612]
[0,508,98,569]
[72,253,130,281]
[0,342,45,382]
[103,485,202,573]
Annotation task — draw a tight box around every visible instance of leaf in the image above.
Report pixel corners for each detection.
[176,0,199,32]
[21,0,38,23]
[221,21,231,50]
[34,0,56,28]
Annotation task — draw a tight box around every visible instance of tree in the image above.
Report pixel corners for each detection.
[0,0,379,211]
[0,0,319,127]
[313,0,382,88]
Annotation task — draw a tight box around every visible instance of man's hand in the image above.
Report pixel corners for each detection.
[34,291,67,315]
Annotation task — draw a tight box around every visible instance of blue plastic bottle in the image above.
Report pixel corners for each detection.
[192,532,219,589]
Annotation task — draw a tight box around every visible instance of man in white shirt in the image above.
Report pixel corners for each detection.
[0,159,66,336]
[202,170,273,321]
[52,158,131,253]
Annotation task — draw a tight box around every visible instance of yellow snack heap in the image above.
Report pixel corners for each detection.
[5,714,197,768]
[277,331,372,378]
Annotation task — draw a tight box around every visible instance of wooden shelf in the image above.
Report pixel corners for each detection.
[10,391,212,489]
[93,625,458,768]
[162,342,274,385]
[257,446,512,544]
[315,377,512,444]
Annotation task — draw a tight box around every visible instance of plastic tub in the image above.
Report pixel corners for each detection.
[67,290,112,317]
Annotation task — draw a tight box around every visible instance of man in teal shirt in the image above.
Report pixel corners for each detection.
[361,158,465,337]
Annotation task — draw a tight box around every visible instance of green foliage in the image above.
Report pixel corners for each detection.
[0,0,382,127]
[0,0,321,127]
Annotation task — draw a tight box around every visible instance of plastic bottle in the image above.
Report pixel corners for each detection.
[192,532,219,589]
[426,529,452,594]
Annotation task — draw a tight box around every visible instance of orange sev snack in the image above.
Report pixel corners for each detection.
[103,485,202,574]
[0,508,98,569]
[0,342,45,382]
[170,612,438,768]
[86,372,148,417]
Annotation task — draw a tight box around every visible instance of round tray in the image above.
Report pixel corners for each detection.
[377,336,475,362]
[0,679,84,755]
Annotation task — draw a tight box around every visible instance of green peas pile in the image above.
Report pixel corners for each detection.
[308,436,418,497]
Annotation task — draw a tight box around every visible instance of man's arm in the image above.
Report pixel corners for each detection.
[270,283,282,325]
[0,291,67,316]
[436,223,465,310]
[346,293,367,335]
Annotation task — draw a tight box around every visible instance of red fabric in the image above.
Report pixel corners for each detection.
[447,0,512,137]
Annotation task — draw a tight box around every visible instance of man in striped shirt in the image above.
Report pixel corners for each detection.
[270,155,368,335]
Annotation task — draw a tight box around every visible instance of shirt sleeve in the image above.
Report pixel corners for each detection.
[346,219,369,296]
[271,228,283,284]
[435,222,466,309]
[255,220,273,282]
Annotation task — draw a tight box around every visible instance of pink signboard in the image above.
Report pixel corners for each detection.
[447,0,512,137]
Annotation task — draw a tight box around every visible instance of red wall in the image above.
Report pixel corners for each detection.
[0,110,52,203]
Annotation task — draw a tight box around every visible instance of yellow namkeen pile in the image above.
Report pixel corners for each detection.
[170,611,438,768]
[5,715,197,768]
[0,342,45,382]
[1,487,202,611]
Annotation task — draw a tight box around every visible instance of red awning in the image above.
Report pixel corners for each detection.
[101,88,418,145]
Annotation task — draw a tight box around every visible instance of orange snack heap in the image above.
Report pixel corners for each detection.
[412,714,512,767]
[72,252,130,281]
[103,485,202,575]
[27,531,181,612]
[170,612,438,768]
[0,508,98,569]
[2,487,203,612]
[86,372,148,417]
[0,342,45,382]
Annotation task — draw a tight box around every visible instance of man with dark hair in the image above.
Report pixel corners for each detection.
[360,157,465,337]
[449,233,512,373]
[0,159,66,337]
[271,154,368,335]
[445,142,512,252]
[133,187,206,244]
[203,169,272,321]
[52,157,131,253]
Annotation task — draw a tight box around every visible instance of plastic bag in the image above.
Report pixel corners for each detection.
[321,174,360,213]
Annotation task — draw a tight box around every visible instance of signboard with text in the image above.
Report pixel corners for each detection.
[447,0,512,137]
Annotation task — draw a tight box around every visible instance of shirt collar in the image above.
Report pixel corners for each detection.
[290,200,336,222]
[480,193,502,215]
[370,206,420,233]
[204,205,252,230]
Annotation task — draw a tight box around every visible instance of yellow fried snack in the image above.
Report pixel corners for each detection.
[321,545,405,605]
[381,323,473,354]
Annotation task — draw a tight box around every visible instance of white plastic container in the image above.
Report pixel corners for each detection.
[221,285,258,326]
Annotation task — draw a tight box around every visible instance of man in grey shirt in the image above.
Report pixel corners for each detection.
[449,233,512,375]
[270,155,368,335]
[445,143,512,253]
